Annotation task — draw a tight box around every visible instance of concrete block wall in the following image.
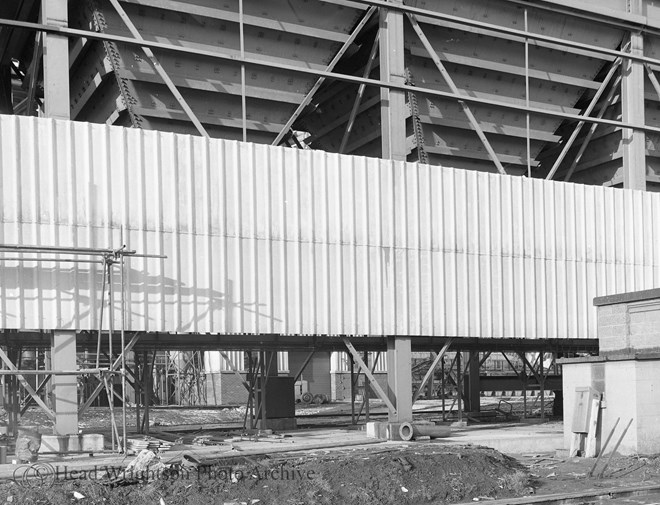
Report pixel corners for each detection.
[628,301,660,352]
[562,358,660,455]
[633,360,660,454]
[596,304,629,354]
[602,361,638,455]
[562,289,660,455]
[596,292,660,355]
[205,372,249,405]
[288,352,332,398]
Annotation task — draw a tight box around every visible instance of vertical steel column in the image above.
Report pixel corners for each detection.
[386,336,412,423]
[260,351,267,428]
[456,351,463,423]
[622,0,646,190]
[350,354,356,425]
[524,8,531,177]
[540,352,545,422]
[6,347,19,435]
[51,331,78,435]
[134,353,141,433]
[522,356,528,418]
[379,2,407,161]
[467,351,480,413]
[364,352,370,422]
[41,0,69,119]
[143,350,151,435]
[441,358,446,422]
[426,352,434,400]
[239,0,247,142]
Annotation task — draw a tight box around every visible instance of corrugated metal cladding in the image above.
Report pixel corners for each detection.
[1,114,659,338]
[331,352,387,373]
[204,351,289,374]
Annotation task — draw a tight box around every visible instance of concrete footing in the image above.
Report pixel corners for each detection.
[366,421,400,440]
[40,434,104,454]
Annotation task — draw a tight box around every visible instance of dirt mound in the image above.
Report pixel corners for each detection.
[2,444,532,505]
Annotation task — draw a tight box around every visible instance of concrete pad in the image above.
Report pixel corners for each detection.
[256,417,297,431]
[442,421,564,455]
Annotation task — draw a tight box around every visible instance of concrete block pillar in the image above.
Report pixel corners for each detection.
[386,336,412,423]
[51,330,78,435]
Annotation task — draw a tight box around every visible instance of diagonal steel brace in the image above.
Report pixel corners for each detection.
[341,337,396,414]
[0,347,55,420]
[78,332,141,416]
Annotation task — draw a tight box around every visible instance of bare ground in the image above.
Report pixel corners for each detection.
[1,444,532,505]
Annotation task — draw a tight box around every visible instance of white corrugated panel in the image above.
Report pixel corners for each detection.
[204,351,288,373]
[1,115,659,338]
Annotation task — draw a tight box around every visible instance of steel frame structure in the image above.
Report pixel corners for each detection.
[0,0,658,188]
[0,0,644,429]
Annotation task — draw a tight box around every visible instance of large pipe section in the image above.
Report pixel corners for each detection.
[398,422,451,441]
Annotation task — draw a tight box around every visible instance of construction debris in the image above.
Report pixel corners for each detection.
[127,436,175,454]
[15,427,41,463]
[110,449,168,484]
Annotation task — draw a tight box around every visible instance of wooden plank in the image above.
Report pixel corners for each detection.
[584,395,601,457]
[572,387,599,434]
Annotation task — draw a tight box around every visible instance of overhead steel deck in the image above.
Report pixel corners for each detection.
[68,0,366,143]
[0,330,599,353]
[2,0,658,187]
[295,0,626,179]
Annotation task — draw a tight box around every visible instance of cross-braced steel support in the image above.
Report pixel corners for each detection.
[342,337,396,415]
[412,339,453,404]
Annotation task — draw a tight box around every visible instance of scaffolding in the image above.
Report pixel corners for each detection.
[0,242,165,453]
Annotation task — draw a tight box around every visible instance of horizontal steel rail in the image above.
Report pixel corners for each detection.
[323,0,632,61]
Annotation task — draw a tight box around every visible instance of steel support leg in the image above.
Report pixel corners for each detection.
[456,352,463,422]
[42,0,69,119]
[51,331,78,435]
[386,336,412,423]
[466,351,480,413]
[622,17,646,189]
[6,348,19,435]
[379,1,407,161]
[363,351,370,422]
[142,350,151,435]
[350,354,356,425]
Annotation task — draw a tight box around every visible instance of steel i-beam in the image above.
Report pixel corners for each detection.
[622,5,647,190]
[42,0,69,119]
[380,1,407,161]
